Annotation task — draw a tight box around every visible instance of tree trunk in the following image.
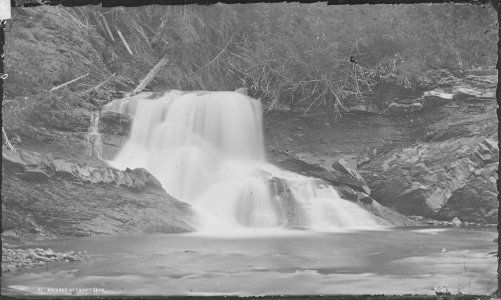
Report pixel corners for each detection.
[2,127,16,152]
[128,54,170,97]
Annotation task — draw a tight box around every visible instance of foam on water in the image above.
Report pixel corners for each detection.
[103,91,381,232]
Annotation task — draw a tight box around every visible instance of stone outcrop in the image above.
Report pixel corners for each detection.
[277,153,371,194]
[361,137,497,223]
[266,176,309,227]
[2,148,195,240]
[343,74,497,116]
[265,72,497,224]
[99,110,132,137]
[3,149,164,192]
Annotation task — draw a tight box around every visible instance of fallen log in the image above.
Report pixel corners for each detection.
[101,15,115,42]
[2,127,16,152]
[82,73,116,94]
[49,73,89,93]
[127,55,170,97]
[116,27,133,55]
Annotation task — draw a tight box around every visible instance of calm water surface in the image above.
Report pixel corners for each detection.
[2,227,497,296]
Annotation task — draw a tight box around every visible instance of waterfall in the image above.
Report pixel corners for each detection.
[103,91,380,231]
[86,112,103,159]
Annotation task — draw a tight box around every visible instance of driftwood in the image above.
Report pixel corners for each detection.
[49,73,89,93]
[130,19,151,49]
[127,55,170,97]
[116,27,133,55]
[82,73,116,94]
[2,127,16,152]
[101,15,115,42]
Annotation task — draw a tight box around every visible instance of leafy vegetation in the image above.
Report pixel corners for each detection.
[3,3,497,130]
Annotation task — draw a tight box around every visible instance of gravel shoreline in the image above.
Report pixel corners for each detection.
[2,246,87,273]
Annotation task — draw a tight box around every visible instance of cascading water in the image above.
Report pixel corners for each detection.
[86,112,103,159]
[103,91,380,232]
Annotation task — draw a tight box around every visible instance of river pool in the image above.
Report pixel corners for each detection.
[2,227,497,296]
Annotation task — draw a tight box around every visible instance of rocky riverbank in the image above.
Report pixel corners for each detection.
[1,246,87,273]
[2,142,196,243]
[264,72,498,224]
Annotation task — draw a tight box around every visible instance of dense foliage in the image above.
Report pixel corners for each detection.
[3,3,497,128]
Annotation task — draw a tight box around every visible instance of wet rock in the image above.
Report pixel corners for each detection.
[22,168,51,182]
[1,246,88,273]
[2,148,196,238]
[334,185,372,204]
[44,249,56,257]
[235,87,248,95]
[265,175,307,227]
[2,149,27,169]
[359,198,418,226]
[453,87,496,100]
[1,230,20,240]
[3,148,167,193]
[361,137,498,223]
[278,153,370,194]
[422,90,453,108]
[331,158,371,194]
[347,103,384,115]
[99,111,132,136]
[434,284,451,296]
[387,102,423,115]
[451,217,462,226]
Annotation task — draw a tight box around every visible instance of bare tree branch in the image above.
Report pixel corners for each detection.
[49,73,89,93]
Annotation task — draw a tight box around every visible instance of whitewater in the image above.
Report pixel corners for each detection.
[103,91,381,232]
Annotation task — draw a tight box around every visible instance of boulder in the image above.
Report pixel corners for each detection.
[1,230,20,240]
[331,158,371,194]
[347,104,385,115]
[434,284,451,296]
[266,175,308,227]
[2,149,27,169]
[277,153,370,194]
[99,111,132,136]
[334,185,372,204]
[360,137,498,222]
[235,87,248,95]
[438,161,498,223]
[451,217,462,226]
[387,102,423,115]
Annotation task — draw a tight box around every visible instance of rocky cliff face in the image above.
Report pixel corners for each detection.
[265,72,498,224]
[361,137,497,222]
[2,147,195,242]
